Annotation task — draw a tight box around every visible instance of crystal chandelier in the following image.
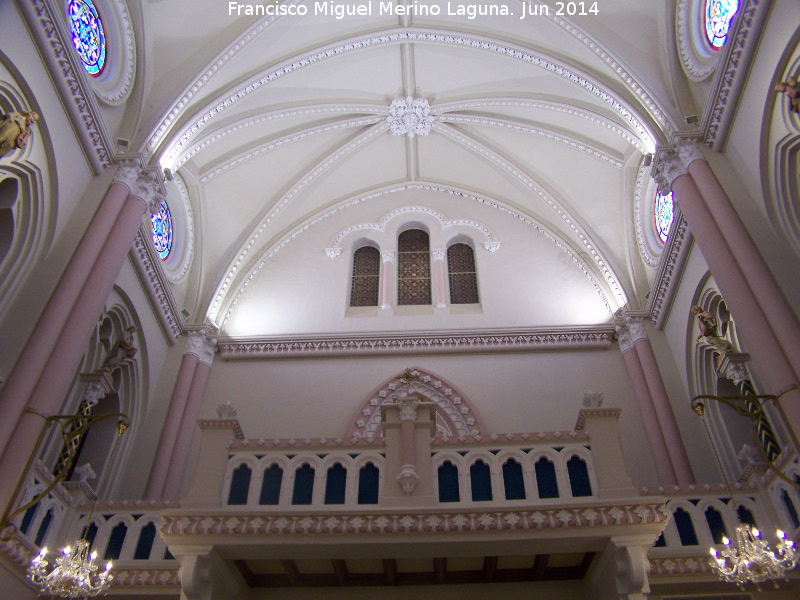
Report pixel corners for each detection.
[28,539,113,598]
[710,525,797,588]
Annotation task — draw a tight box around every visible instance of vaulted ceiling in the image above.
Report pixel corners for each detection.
[136,1,685,337]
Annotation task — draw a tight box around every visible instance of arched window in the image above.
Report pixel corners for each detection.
[447,243,479,304]
[654,190,674,244]
[502,459,526,500]
[350,246,380,307]
[259,464,283,505]
[566,456,592,497]
[781,489,800,529]
[227,464,252,505]
[291,464,315,505]
[151,200,173,260]
[704,0,739,50]
[737,505,757,528]
[324,463,347,505]
[673,508,699,546]
[357,463,380,504]
[133,522,157,560]
[704,506,728,544]
[34,509,53,547]
[534,457,559,499]
[438,461,460,503]
[397,229,431,305]
[470,460,493,502]
[104,522,128,560]
[67,0,107,77]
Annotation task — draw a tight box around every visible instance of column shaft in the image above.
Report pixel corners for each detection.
[163,361,213,501]
[0,194,149,513]
[432,252,447,308]
[621,349,677,485]
[380,255,394,309]
[688,159,800,382]
[672,173,800,440]
[400,419,415,467]
[0,181,129,457]
[634,337,694,484]
[144,351,199,499]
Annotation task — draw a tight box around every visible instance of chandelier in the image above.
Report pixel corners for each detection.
[28,540,113,598]
[709,525,797,589]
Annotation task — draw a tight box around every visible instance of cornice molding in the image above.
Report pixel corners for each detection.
[217,327,615,359]
[647,210,693,329]
[130,228,183,343]
[19,0,113,171]
[160,502,669,538]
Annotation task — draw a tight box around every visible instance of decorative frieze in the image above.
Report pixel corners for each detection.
[130,229,182,342]
[160,502,669,538]
[218,327,615,359]
[647,210,692,328]
[111,569,180,588]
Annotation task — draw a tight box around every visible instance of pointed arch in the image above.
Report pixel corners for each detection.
[346,368,485,440]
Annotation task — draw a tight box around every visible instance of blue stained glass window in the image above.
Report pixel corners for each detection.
[151,200,173,260]
[704,0,739,50]
[655,191,674,244]
[68,0,106,77]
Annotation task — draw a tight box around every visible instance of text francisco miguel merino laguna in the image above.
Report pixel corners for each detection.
[228,1,558,20]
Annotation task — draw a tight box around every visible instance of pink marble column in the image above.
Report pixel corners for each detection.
[659,156,800,442]
[677,139,800,382]
[0,172,162,514]
[0,162,141,458]
[432,250,447,308]
[162,336,216,501]
[143,340,201,500]
[628,318,694,484]
[617,326,677,486]
[380,252,395,309]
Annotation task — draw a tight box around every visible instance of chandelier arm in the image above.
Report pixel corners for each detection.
[0,411,130,541]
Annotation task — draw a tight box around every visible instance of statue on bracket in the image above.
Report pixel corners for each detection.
[774,77,800,114]
[101,326,138,373]
[691,305,733,364]
[0,111,40,158]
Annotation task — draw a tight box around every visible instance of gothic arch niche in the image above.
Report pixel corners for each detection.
[40,295,145,499]
[688,281,783,482]
[347,368,485,440]
[0,68,53,321]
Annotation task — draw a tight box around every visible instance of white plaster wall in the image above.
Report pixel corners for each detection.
[199,349,659,487]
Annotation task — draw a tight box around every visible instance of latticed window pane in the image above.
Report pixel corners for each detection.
[350,246,380,307]
[398,229,431,305]
[447,243,479,304]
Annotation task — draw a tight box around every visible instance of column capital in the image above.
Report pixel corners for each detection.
[615,325,635,355]
[185,330,217,366]
[431,249,446,261]
[396,397,421,421]
[132,171,167,214]
[674,137,705,169]
[652,153,688,195]
[381,251,396,264]
[626,317,648,343]
[112,159,143,190]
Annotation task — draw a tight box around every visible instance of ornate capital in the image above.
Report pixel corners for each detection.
[674,137,705,169]
[582,391,604,408]
[185,330,217,366]
[396,464,420,495]
[325,248,341,259]
[129,171,166,214]
[81,382,107,407]
[216,401,237,419]
[615,325,635,355]
[381,251,396,264]
[716,352,751,385]
[432,249,446,262]
[113,159,142,190]
[396,398,420,421]
[482,241,500,253]
[652,153,688,195]
[626,317,648,343]
[387,96,434,138]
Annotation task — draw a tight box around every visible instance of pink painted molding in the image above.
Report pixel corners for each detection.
[702,0,769,149]
[230,437,382,450]
[574,408,622,431]
[112,569,180,588]
[432,431,590,445]
[131,228,183,343]
[649,556,713,577]
[647,210,692,329]
[76,498,178,509]
[218,327,615,359]
[638,481,759,496]
[160,502,668,538]
[198,418,245,440]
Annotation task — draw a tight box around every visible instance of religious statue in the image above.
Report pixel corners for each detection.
[774,77,800,114]
[0,110,40,158]
[101,326,138,373]
[691,305,733,364]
